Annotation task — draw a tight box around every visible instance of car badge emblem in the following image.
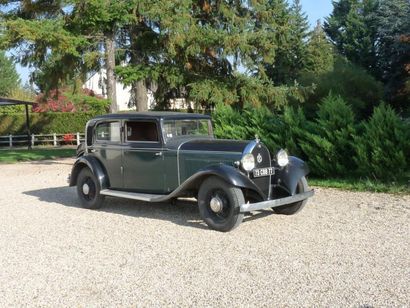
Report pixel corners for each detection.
[257,153,262,163]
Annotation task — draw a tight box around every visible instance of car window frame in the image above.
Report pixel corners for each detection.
[160,118,214,144]
[93,120,122,145]
[124,119,163,147]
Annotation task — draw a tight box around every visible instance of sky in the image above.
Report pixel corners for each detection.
[301,0,333,27]
[14,0,334,85]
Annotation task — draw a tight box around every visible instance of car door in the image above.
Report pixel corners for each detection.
[91,120,123,189]
[122,119,165,193]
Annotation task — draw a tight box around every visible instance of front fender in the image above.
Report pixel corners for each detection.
[169,164,265,199]
[69,155,109,189]
[273,156,309,195]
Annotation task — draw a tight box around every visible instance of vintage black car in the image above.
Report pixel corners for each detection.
[69,112,314,232]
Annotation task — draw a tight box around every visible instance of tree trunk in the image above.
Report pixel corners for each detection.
[130,24,148,111]
[105,32,117,113]
[132,80,148,111]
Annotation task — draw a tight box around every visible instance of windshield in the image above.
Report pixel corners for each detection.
[162,119,213,142]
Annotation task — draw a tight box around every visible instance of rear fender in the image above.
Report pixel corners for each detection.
[273,156,309,195]
[69,156,109,189]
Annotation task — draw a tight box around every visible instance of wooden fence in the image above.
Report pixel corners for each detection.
[0,133,85,148]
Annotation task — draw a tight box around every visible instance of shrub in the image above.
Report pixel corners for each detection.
[212,103,247,140]
[0,112,99,135]
[300,57,384,119]
[32,88,109,113]
[213,104,284,153]
[65,89,110,114]
[274,106,309,158]
[354,103,409,181]
[241,105,281,151]
[300,94,356,177]
[213,103,307,156]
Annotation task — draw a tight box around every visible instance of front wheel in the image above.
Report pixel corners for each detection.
[76,168,105,209]
[273,176,309,215]
[198,176,244,232]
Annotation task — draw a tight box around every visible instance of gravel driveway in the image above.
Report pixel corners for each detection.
[0,158,409,307]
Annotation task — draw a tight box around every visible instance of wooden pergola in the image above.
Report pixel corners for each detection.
[0,97,34,149]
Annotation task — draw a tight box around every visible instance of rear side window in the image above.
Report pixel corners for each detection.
[95,121,121,143]
[126,121,159,142]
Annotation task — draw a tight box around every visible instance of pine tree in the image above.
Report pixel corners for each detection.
[69,0,136,112]
[324,0,410,110]
[304,21,334,74]
[116,0,311,109]
[1,0,312,111]
[266,0,309,84]
[0,51,20,96]
[375,0,410,108]
[289,0,310,80]
[0,1,97,93]
[0,0,130,111]
[324,0,379,76]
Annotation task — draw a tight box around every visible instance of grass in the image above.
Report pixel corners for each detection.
[310,177,410,194]
[0,148,76,163]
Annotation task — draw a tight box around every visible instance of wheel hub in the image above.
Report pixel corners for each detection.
[210,196,224,213]
[82,183,90,195]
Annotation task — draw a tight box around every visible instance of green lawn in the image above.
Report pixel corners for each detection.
[310,177,410,194]
[0,148,76,163]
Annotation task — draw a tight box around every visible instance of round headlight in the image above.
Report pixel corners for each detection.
[241,153,255,171]
[276,149,289,167]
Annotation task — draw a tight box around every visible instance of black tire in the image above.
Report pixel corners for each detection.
[76,168,105,209]
[273,176,308,215]
[198,176,244,232]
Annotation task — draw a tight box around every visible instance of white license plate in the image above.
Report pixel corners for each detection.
[253,167,275,178]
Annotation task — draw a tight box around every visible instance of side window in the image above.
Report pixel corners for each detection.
[126,121,159,142]
[95,121,121,143]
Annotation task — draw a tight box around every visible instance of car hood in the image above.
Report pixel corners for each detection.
[166,137,250,153]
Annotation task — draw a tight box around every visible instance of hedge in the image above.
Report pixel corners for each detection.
[0,112,101,135]
[212,96,410,182]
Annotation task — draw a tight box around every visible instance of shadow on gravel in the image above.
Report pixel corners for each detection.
[24,186,273,230]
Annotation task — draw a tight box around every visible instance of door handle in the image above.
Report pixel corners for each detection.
[155,152,163,156]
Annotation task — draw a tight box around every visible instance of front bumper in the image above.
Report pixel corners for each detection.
[240,190,314,213]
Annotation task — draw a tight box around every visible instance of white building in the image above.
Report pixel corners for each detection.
[83,69,155,111]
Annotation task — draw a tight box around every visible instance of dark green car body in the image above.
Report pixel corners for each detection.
[69,111,314,231]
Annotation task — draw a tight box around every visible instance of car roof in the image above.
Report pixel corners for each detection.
[93,111,211,121]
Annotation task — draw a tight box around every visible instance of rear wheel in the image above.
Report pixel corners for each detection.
[76,168,105,209]
[273,176,308,215]
[198,176,244,232]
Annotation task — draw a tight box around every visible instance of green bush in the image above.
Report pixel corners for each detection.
[0,105,26,115]
[212,100,409,182]
[300,94,356,177]
[65,91,110,114]
[354,103,409,181]
[213,103,283,152]
[212,103,247,140]
[300,57,384,119]
[0,112,100,135]
[274,106,308,157]
[241,105,281,151]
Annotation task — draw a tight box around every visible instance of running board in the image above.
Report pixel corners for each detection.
[100,189,169,202]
